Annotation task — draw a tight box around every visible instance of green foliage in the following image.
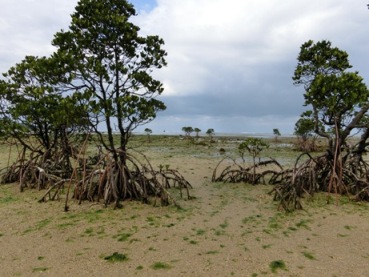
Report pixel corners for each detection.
[52,0,167,155]
[294,112,315,140]
[206,128,215,141]
[182,126,194,137]
[273,128,281,142]
[293,39,369,154]
[32,267,49,273]
[151,262,172,270]
[302,251,316,260]
[0,56,88,152]
[104,252,129,263]
[238,137,269,162]
[269,260,287,273]
[194,127,201,137]
[206,128,214,136]
[273,128,281,137]
[293,40,351,89]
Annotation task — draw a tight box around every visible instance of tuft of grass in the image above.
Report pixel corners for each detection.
[295,219,311,230]
[344,225,352,230]
[262,244,272,249]
[214,229,226,236]
[269,260,287,273]
[0,196,17,204]
[136,265,144,270]
[302,251,316,260]
[116,232,132,242]
[219,220,228,229]
[151,262,172,270]
[23,218,52,234]
[57,222,76,230]
[84,227,94,235]
[35,218,52,230]
[32,267,49,272]
[104,252,129,263]
[196,229,206,235]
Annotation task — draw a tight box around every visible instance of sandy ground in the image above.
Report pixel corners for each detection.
[1,146,369,277]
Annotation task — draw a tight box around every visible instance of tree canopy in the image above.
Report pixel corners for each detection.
[272,39,369,211]
[293,40,369,154]
[0,0,193,208]
[0,54,89,177]
[52,0,167,160]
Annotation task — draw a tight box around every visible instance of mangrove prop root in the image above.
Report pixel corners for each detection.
[1,141,192,209]
[212,157,283,185]
[270,153,369,211]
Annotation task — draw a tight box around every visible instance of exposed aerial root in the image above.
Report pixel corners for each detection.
[212,157,284,185]
[70,151,192,209]
[1,140,192,210]
[270,153,369,211]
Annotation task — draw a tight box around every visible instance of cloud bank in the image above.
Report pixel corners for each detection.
[1,0,369,135]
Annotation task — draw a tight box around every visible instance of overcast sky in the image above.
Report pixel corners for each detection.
[1,1,369,135]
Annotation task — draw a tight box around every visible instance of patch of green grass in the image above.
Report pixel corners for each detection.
[116,232,132,242]
[214,229,226,236]
[269,260,287,273]
[84,227,94,235]
[57,222,76,230]
[96,226,105,235]
[35,218,52,230]
[32,267,49,272]
[23,218,52,234]
[84,209,104,223]
[146,216,155,222]
[151,262,172,270]
[267,216,282,230]
[37,256,45,261]
[196,229,206,235]
[262,244,272,249]
[242,214,262,225]
[206,250,219,255]
[302,251,316,260]
[219,220,228,229]
[0,196,17,204]
[295,219,311,230]
[136,265,144,270]
[189,240,198,245]
[104,252,128,263]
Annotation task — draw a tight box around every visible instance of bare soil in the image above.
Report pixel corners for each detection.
[1,137,369,276]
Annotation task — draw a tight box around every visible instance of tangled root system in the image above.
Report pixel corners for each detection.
[270,152,369,211]
[2,141,192,210]
[212,157,284,185]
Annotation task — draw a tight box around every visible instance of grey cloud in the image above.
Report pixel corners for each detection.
[1,0,368,135]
